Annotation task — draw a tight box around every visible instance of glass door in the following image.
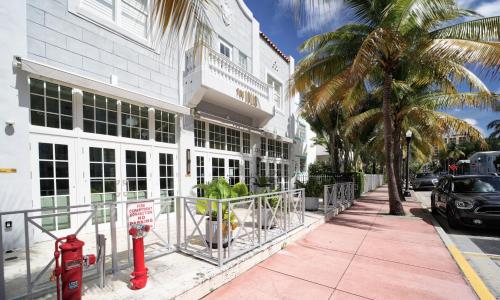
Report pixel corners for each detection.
[122,147,150,201]
[31,135,76,240]
[83,142,120,225]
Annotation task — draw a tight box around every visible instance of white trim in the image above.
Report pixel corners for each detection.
[265,70,283,113]
[18,57,190,115]
[68,0,154,50]
[218,38,233,61]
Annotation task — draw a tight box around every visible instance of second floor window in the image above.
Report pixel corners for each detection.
[121,102,149,140]
[194,120,206,147]
[260,137,266,156]
[83,91,118,136]
[239,52,248,71]
[219,39,232,59]
[226,128,241,152]
[209,124,225,150]
[242,133,250,154]
[30,78,73,130]
[81,0,149,38]
[267,75,282,111]
[155,110,176,144]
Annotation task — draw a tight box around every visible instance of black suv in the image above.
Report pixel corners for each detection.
[431,175,500,229]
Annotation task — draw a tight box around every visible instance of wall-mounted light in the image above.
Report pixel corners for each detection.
[186,149,191,176]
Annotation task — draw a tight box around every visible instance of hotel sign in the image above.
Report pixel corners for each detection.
[236,88,258,107]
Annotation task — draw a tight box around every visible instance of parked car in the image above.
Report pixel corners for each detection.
[413,173,439,190]
[431,175,500,229]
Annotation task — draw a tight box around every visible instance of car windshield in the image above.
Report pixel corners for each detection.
[452,177,500,193]
[416,173,435,178]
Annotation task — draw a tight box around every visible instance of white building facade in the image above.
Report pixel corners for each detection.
[0,0,315,248]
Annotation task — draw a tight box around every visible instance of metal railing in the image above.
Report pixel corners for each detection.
[178,189,305,266]
[363,174,385,194]
[323,182,355,212]
[0,190,305,299]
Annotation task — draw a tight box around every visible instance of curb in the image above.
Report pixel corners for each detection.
[419,201,495,300]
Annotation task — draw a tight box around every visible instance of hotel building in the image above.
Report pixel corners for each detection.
[0,0,315,248]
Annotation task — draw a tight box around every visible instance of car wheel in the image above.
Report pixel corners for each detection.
[431,197,438,215]
[446,206,462,229]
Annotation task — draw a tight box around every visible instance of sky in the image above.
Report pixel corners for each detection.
[244,0,499,136]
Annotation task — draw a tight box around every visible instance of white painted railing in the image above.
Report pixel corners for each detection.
[363,174,385,194]
[184,44,271,102]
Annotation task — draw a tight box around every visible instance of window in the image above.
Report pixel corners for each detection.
[219,39,232,59]
[228,159,240,186]
[260,137,266,156]
[244,160,250,186]
[38,143,71,231]
[226,128,241,152]
[155,110,176,144]
[299,157,306,172]
[83,92,118,136]
[267,75,282,110]
[212,158,225,179]
[239,51,248,71]
[125,150,147,200]
[277,163,282,190]
[159,153,175,213]
[243,133,250,154]
[209,124,225,150]
[284,164,289,190]
[269,163,276,189]
[268,139,275,158]
[80,0,149,38]
[276,141,282,159]
[298,123,306,140]
[196,156,205,197]
[121,102,149,140]
[260,161,266,177]
[283,143,289,159]
[194,120,206,147]
[30,78,73,130]
[89,147,117,224]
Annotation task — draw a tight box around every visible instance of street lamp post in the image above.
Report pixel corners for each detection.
[404,130,413,197]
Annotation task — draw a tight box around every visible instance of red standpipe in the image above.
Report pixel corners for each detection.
[129,224,150,290]
[52,234,96,300]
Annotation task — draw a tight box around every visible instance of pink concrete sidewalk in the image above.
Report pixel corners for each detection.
[204,186,477,300]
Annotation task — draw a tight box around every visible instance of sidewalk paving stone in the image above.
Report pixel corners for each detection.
[337,255,476,300]
[203,186,477,300]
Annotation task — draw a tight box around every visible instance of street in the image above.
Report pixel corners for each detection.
[415,191,500,298]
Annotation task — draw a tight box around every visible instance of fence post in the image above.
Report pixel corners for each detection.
[217,200,223,267]
[0,215,5,300]
[257,196,262,247]
[301,189,305,224]
[176,196,181,250]
[24,212,32,295]
[110,203,118,273]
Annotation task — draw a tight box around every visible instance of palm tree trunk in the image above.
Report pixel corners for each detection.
[382,70,404,215]
[392,121,405,200]
[333,134,340,173]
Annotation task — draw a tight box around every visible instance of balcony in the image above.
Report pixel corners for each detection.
[183,44,274,126]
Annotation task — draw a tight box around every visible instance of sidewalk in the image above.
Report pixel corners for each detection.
[204,186,477,300]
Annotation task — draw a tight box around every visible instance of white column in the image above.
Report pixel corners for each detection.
[178,114,196,197]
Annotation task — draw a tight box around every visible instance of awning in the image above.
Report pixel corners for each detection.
[16,57,190,115]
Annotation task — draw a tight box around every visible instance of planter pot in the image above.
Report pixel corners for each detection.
[305,197,320,211]
[254,185,270,194]
[205,218,236,249]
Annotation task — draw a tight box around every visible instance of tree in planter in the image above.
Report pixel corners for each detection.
[194,178,249,247]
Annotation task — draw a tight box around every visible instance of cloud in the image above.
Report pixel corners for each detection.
[277,0,345,37]
[457,0,500,17]
[464,118,486,135]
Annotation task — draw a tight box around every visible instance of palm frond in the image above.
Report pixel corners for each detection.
[431,16,500,41]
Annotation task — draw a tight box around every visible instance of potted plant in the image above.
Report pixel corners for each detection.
[256,189,281,229]
[304,178,322,211]
[194,178,248,248]
[253,176,271,194]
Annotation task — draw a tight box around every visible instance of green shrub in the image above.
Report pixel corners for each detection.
[305,177,322,197]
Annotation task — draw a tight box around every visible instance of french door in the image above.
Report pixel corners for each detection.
[31,135,77,240]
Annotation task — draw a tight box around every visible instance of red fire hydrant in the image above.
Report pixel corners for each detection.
[129,224,150,290]
[52,234,96,300]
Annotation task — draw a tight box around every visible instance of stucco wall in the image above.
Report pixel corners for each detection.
[26,0,179,104]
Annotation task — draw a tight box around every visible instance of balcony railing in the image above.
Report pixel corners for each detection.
[184,44,271,106]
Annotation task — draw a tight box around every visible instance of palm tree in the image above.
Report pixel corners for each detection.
[487,120,500,138]
[291,0,500,214]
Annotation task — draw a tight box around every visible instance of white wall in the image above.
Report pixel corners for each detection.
[0,0,33,250]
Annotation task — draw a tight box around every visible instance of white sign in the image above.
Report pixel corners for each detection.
[128,202,155,228]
